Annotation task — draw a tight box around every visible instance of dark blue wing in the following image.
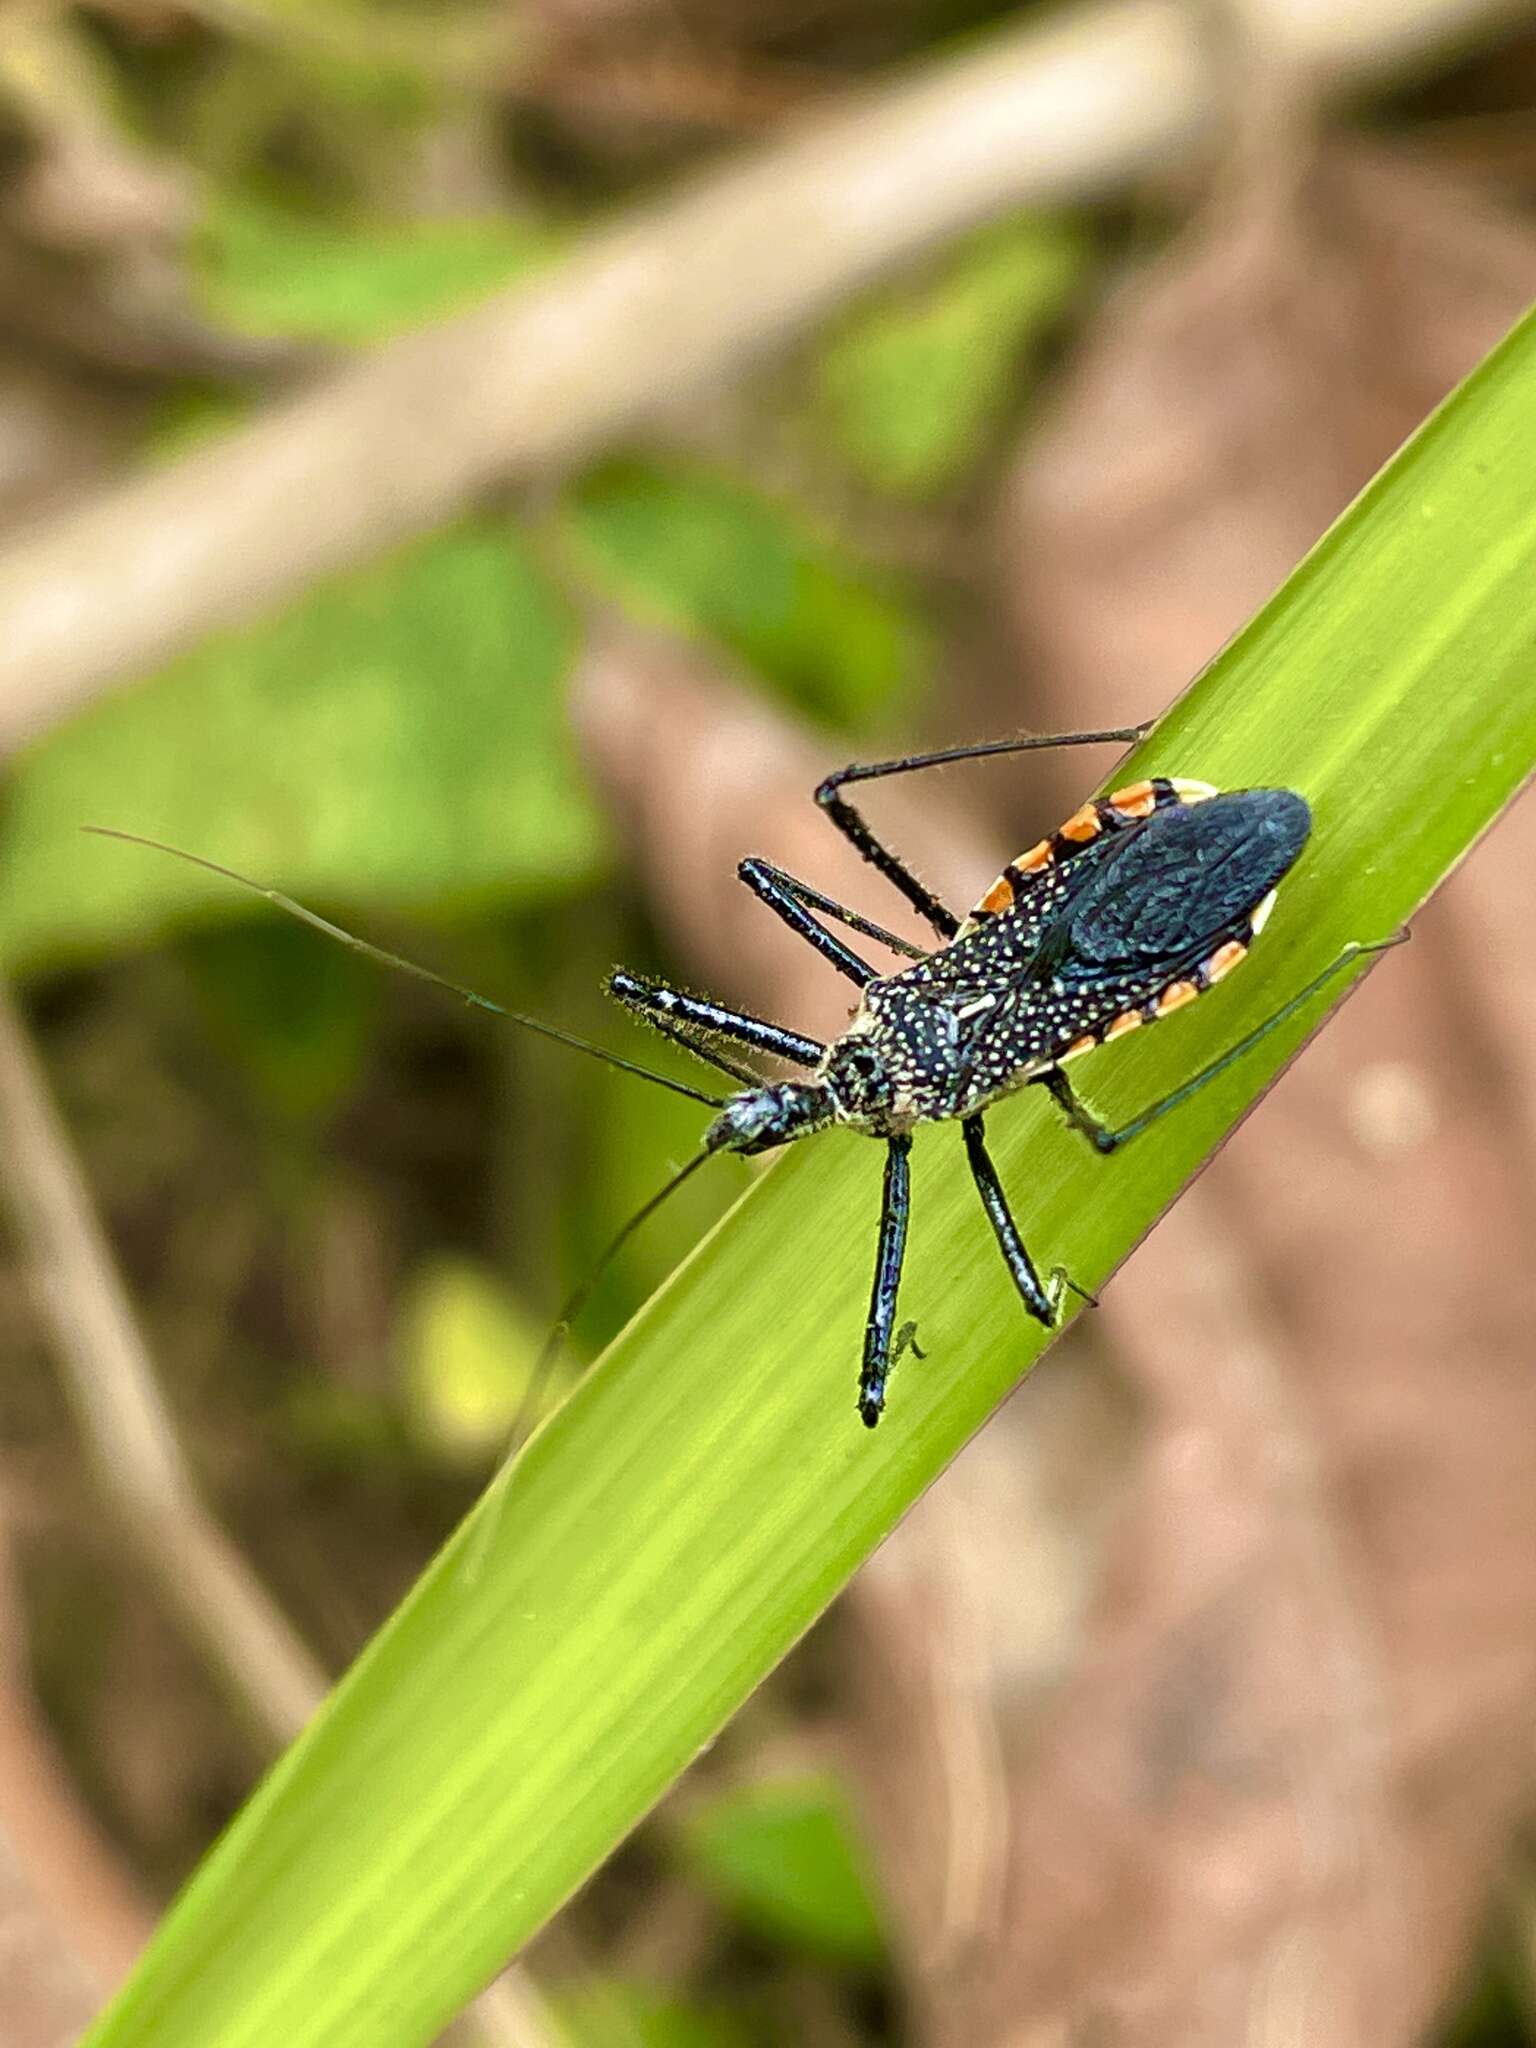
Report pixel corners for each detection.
[1054,789,1309,978]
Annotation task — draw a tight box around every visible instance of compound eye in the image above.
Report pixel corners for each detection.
[843,1043,883,1084]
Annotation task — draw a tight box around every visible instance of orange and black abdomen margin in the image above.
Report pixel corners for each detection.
[962,777,1311,1068]
[962,776,1221,933]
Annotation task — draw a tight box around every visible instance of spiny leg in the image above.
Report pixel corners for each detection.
[737,858,927,960]
[613,1007,764,1089]
[962,1113,1074,1327]
[1038,932,1411,1154]
[736,857,879,987]
[607,969,824,1083]
[858,1135,914,1428]
[816,722,1154,942]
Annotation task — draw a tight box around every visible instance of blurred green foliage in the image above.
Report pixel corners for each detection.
[197,197,555,342]
[816,214,1090,497]
[565,460,930,729]
[557,1984,753,2048]
[0,525,595,971]
[177,917,380,1128]
[2,72,1086,995]
[678,1777,886,1967]
[105,2,494,194]
[396,1253,570,1461]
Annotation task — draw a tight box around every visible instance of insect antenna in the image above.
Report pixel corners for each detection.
[463,1143,719,1581]
[83,828,727,1110]
[520,1146,714,1444]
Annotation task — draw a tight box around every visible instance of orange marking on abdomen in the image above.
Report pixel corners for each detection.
[977,874,1015,914]
[1107,779,1156,818]
[1104,1009,1143,1040]
[1016,838,1053,872]
[1058,804,1102,842]
[1155,970,1204,1011]
[1204,940,1248,983]
[1155,980,1199,1016]
[1061,1033,1097,1060]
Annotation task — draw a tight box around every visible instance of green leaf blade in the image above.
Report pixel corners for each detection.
[83,304,1536,2048]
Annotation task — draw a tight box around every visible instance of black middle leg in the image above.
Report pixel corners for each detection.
[735,858,882,987]
[858,1135,914,1428]
[962,1113,1065,1328]
[737,858,927,961]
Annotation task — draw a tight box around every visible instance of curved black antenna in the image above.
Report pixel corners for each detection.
[510,1145,717,1457]
[462,1143,721,1583]
[84,828,727,1111]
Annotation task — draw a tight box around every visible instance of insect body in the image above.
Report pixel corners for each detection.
[698,778,1300,1151]
[605,730,1400,1426]
[93,723,1401,1435]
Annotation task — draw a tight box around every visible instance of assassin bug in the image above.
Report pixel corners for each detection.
[90,721,1402,1432]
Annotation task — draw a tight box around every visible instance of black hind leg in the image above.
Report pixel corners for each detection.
[1037,934,1410,1154]
[815,723,1153,941]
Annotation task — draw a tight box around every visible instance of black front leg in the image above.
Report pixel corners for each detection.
[608,969,824,1081]
[858,1135,914,1428]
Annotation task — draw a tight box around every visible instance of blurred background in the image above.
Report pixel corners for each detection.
[1,2,1535,2044]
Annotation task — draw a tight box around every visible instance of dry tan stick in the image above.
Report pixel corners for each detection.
[0,1538,152,2016]
[0,0,1525,753]
[0,984,556,2046]
[0,983,327,1748]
